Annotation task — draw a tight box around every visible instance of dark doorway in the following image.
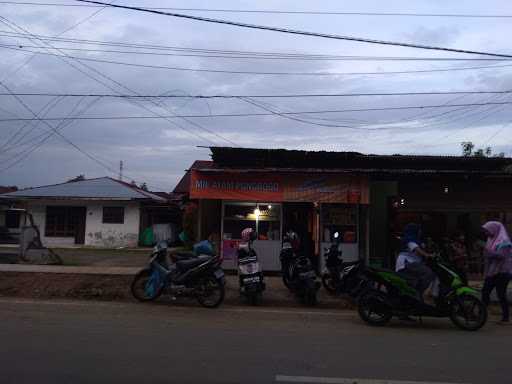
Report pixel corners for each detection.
[283,203,316,265]
[71,207,86,244]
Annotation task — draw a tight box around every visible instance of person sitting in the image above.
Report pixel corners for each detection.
[395,223,435,301]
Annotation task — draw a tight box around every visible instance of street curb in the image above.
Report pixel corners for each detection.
[0,264,138,275]
[0,270,354,310]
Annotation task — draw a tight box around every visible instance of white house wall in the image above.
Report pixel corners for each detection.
[85,202,140,247]
[25,200,140,248]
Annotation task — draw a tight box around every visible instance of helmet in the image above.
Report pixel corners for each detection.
[241,228,255,242]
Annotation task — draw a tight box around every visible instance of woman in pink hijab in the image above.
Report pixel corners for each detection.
[481,221,512,324]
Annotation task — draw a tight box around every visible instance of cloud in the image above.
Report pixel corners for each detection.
[0,0,511,189]
[403,26,460,46]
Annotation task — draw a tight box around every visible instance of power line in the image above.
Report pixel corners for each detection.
[3,2,512,19]
[0,96,94,172]
[77,1,512,58]
[0,15,237,147]
[0,79,119,174]
[2,40,512,62]
[6,42,512,62]
[2,30,510,62]
[0,95,63,152]
[3,44,512,76]
[0,1,111,158]
[0,18,180,190]
[1,90,511,98]
[239,96,354,130]
[2,101,512,125]
[1,3,110,81]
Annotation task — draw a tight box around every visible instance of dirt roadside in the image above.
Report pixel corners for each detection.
[0,271,354,309]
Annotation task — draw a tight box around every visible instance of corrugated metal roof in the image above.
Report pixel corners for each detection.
[194,167,512,175]
[173,160,213,194]
[209,146,512,172]
[0,177,167,201]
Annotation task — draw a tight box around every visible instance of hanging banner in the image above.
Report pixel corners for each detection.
[190,170,369,204]
[282,174,368,204]
[190,170,283,201]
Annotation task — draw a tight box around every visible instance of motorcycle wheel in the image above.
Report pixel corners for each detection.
[305,289,318,306]
[282,274,293,289]
[358,290,392,326]
[196,275,225,308]
[322,273,337,294]
[131,268,163,302]
[248,293,261,306]
[449,294,488,331]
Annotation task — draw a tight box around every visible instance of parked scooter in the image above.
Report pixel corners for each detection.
[356,253,487,331]
[237,228,265,305]
[322,231,365,296]
[279,230,297,289]
[279,230,320,306]
[131,240,226,308]
[322,231,344,293]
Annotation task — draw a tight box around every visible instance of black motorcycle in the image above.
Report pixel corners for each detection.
[322,232,344,293]
[321,232,364,296]
[237,239,265,305]
[131,240,226,308]
[279,232,320,306]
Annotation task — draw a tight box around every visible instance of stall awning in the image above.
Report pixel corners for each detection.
[190,170,369,204]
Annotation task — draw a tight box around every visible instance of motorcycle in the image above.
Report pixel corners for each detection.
[131,240,226,308]
[237,229,265,305]
[322,231,347,294]
[321,233,367,298]
[279,231,320,306]
[356,254,487,331]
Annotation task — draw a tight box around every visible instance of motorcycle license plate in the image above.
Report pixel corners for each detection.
[243,276,260,284]
[214,269,225,279]
[300,271,316,279]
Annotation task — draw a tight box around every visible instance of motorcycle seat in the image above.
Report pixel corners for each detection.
[173,252,195,260]
[370,266,397,274]
[176,255,211,270]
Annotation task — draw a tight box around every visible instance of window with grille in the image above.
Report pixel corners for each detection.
[103,206,125,224]
[45,207,77,237]
[5,211,20,229]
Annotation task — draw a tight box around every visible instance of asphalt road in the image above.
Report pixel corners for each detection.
[0,298,509,384]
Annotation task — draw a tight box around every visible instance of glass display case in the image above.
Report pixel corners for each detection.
[221,202,282,270]
[222,202,281,241]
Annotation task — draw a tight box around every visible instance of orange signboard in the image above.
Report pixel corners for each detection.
[190,170,369,204]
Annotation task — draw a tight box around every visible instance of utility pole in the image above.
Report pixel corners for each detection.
[119,160,124,181]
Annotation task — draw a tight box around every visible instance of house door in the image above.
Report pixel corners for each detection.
[71,207,87,244]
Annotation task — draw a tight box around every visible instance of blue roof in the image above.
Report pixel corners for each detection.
[0,177,166,201]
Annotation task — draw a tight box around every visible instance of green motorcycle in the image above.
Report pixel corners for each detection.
[357,255,487,331]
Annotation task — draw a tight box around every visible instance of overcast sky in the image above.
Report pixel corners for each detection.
[1,0,511,191]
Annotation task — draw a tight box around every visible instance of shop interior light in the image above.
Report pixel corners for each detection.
[268,204,272,210]
[254,207,261,217]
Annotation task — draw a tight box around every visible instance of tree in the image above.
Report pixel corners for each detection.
[67,174,85,182]
[461,142,474,157]
[461,142,504,158]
